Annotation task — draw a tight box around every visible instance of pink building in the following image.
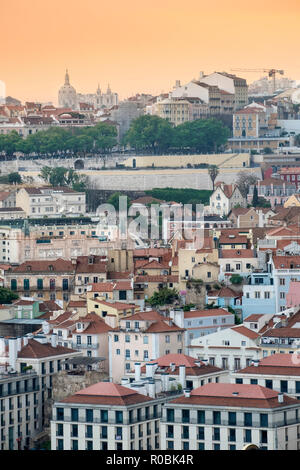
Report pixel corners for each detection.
[286,281,300,309]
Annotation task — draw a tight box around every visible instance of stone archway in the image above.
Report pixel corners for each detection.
[74,159,84,170]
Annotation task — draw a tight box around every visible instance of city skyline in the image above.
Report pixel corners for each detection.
[2,0,300,104]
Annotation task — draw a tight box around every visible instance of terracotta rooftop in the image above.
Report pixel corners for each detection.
[184,308,232,319]
[61,382,153,406]
[169,383,297,408]
[231,325,260,340]
[18,339,78,359]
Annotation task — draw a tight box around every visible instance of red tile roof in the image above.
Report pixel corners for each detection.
[169,383,297,408]
[184,308,232,319]
[244,314,264,322]
[89,281,132,292]
[231,325,260,340]
[18,339,78,359]
[220,249,255,258]
[140,353,223,376]
[61,382,153,406]
[10,259,74,273]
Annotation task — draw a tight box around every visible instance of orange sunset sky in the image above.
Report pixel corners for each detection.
[1,0,300,104]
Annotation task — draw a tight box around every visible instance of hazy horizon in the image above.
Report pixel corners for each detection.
[2,0,300,105]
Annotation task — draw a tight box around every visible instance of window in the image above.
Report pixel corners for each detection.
[280,380,288,393]
[260,414,268,427]
[213,411,221,425]
[229,428,236,442]
[101,410,108,423]
[250,379,258,385]
[197,410,205,424]
[165,335,170,343]
[114,335,119,342]
[265,380,273,389]
[213,427,220,441]
[228,412,236,426]
[56,408,64,421]
[71,408,78,422]
[244,413,252,427]
[182,410,190,423]
[166,409,174,422]
[245,429,252,443]
[86,409,93,423]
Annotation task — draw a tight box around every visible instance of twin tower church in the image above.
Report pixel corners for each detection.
[58,69,118,110]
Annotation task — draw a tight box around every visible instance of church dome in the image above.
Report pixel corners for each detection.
[58,70,77,109]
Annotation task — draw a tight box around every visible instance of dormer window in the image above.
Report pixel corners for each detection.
[27,265,31,272]
[48,265,54,271]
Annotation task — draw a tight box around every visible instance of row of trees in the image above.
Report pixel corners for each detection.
[0,116,230,157]
[0,122,118,157]
[123,115,230,154]
[39,166,88,191]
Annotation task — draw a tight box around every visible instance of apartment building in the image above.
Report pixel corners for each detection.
[0,369,40,450]
[169,308,235,350]
[5,259,75,304]
[16,187,86,218]
[188,325,261,371]
[50,382,163,450]
[242,272,276,319]
[160,383,300,450]
[218,249,259,282]
[87,298,139,324]
[247,178,296,208]
[270,255,300,312]
[200,72,248,110]
[0,335,80,446]
[108,311,185,383]
[232,353,300,400]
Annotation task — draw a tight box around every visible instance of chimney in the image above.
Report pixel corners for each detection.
[121,377,130,386]
[199,71,204,80]
[278,392,284,403]
[0,336,5,355]
[135,362,141,382]
[184,389,191,398]
[161,372,170,392]
[175,80,181,88]
[148,380,156,398]
[146,363,155,379]
[8,338,18,371]
[179,365,186,388]
[195,361,201,367]
[253,359,259,367]
[23,336,29,346]
[51,333,58,348]
[170,362,176,372]
[16,337,22,352]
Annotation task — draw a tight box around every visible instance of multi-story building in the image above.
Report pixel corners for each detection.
[108,310,185,383]
[0,334,81,447]
[5,259,75,304]
[188,325,261,371]
[232,353,300,400]
[208,182,246,217]
[218,249,259,282]
[16,187,86,218]
[0,369,40,450]
[50,382,163,450]
[247,178,296,208]
[242,272,276,319]
[169,308,235,349]
[270,255,300,312]
[160,383,300,450]
[279,167,300,190]
[200,72,248,110]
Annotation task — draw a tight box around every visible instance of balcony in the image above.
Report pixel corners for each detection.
[71,342,99,350]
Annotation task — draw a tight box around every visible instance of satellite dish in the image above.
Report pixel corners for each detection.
[291,89,300,104]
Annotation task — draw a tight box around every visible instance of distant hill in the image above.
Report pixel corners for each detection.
[5,96,22,106]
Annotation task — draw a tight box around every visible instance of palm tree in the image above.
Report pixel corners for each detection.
[208,165,219,191]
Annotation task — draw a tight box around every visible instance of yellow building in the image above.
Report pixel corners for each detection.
[87,297,139,324]
[284,194,300,208]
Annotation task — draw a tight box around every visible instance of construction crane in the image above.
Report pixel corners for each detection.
[231,68,284,94]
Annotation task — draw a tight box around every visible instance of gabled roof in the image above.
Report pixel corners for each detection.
[140,353,223,376]
[231,325,260,340]
[184,308,232,319]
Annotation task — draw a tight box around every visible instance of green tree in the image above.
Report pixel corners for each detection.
[8,172,22,184]
[0,287,19,304]
[123,115,174,154]
[173,118,229,153]
[229,274,243,285]
[148,287,179,306]
[252,185,259,207]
